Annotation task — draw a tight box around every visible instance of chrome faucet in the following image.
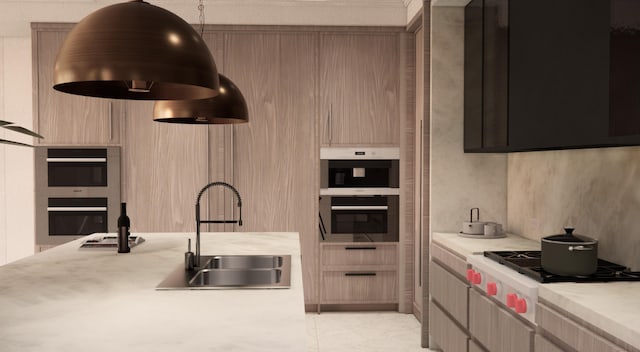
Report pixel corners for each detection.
[190,181,243,270]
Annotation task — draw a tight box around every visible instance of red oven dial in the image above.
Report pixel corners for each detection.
[487,282,498,296]
[515,298,528,314]
[506,293,517,308]
[472,272,482,285]
[467,269,475,282]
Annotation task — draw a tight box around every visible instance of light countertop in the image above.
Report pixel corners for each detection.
[433,231,640,350]
[538,282,640,350]
[0,232,306,352]
[432,232,540,259]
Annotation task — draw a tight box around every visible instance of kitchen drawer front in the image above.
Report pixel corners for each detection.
[495,302,534,352]
[321,243,397,267]
[469,289,497,351]
[321,270,398,304]
[431,241,468,277]
[534,334,566,352]
[469,339,486,352]
[536,303,627,352]
[469,289,534,352]
[430,300,469,352]
[430,260,469,328]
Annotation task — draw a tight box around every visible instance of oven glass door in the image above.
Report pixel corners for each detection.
[48,198,108,236]
[47,149,108,187]
[328,160,392,188]
[330,196,388,234]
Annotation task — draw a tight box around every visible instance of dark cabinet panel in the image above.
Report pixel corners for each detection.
[509,0,610,150]
[464,0,640,152]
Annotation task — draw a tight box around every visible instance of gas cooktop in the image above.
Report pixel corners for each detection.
[484,250,640,283]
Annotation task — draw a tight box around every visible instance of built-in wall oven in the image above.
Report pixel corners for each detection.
[319,147,399,242]
[35,147,120,245]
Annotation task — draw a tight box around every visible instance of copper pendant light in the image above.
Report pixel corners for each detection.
[54,0,219,100]
[153,74,249,124]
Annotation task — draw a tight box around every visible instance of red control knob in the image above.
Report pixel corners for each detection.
[506,293,517,308]
[516,298,528,314]
[472,272,482,285]
[487,282,498,296]
[467,269,475,282]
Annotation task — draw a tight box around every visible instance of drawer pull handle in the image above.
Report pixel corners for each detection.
[345,272,377,277]
[345,246,377,250]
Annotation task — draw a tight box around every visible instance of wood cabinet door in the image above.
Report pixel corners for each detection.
[224,32,318,304]
[122,101,208,232]
[33,28,119,145]
[430,301,470,352]
[430,261,469,329]
[319,32,400,146]
[469,289,498,351]
[495,303,534,352]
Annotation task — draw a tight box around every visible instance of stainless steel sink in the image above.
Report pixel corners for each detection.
[203,255,284,269]
[156,254,291,290]
[189,268,282,287]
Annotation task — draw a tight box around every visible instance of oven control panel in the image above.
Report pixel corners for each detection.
[466,254,539,324]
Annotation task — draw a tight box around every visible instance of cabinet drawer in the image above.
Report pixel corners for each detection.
[321,271,397,303]
[431,241,468,277]
[470,289,533,352]
[321,244,397,267]
[430,260,469,328]
[536,303,627,352]
[534,334,566,352]
[430,301,469,352]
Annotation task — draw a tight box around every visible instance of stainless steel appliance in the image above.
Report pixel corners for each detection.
[35,147,121,245]
[319,147,400,242]
[319,195,399,242]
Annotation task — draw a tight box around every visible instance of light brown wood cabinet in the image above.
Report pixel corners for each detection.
[469,289,534,352]
[319,32,401,146]
[536,302,629,352]
[430,300,470,352]
[430,261,469,329]
[320,243,398,305]
[32,24,121,145]
[534,334,565,352]
[223,31,319,305]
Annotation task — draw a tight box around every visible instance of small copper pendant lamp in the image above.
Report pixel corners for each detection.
[54,0,219,100]
[153,74,249,124]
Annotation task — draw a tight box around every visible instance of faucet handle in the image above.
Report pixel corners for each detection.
[185,238,195,270]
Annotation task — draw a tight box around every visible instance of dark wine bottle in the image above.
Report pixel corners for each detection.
[117,202,131,253]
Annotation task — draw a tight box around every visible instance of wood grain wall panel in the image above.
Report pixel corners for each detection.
[123,101,208,233]
[225,32,318,303]
[414,24,425,317]
[319,32,400,146]
[34,29,117,145]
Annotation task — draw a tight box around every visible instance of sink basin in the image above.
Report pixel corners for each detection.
[189,268,282,287]
[156,254,291,290]
[202,255,284,269]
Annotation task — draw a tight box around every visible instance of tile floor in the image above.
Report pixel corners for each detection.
[306,312,433,352]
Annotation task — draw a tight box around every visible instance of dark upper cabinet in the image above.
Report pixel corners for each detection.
[464,0,640,153]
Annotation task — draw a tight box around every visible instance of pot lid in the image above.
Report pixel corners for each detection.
[543,227,597,244]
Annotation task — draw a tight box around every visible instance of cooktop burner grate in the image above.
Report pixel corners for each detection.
[483,250,640,283]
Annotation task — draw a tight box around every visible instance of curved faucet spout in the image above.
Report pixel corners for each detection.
[193,181,244,269]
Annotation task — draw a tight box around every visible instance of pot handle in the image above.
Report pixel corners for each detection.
[470,208,480,222]
[568,245,594,251]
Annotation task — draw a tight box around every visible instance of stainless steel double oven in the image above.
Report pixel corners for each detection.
[35,147,121,246]
[319,147,399,242]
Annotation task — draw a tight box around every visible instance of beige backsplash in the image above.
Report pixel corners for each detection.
[508,146,640,270]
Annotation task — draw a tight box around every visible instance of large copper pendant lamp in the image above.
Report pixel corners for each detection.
[153,74,249,124]
[53,0,219,100]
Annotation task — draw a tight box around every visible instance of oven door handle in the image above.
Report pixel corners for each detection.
[46,158,107,163]
[330,206,388,210]
[47,207,108,212]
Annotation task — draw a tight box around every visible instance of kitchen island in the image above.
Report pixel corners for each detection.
[0,232,306,352]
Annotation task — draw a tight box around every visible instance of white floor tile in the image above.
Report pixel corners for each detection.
[305,312,433,352]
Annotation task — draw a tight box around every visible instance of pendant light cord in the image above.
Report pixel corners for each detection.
[198,0,205,37]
